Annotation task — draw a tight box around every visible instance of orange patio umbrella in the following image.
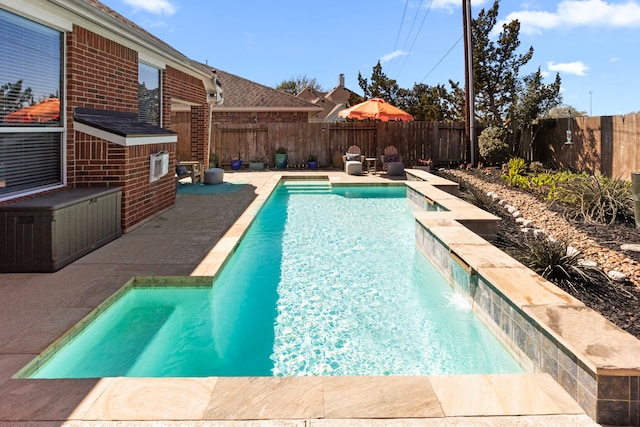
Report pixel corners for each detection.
[338,98,414,122]
[4,98,61,123]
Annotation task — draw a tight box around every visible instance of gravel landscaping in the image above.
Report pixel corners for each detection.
[439,168,640,339]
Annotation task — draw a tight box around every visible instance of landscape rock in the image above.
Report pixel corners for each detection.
[443,167,640,340]
[608,270,628,282]
[621,243,640,252]
[445,168,640,289]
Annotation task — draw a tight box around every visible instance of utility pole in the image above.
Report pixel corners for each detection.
[462,0,475,165]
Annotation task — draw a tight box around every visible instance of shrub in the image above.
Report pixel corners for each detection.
[276,146,288,154]
[514,233,611,294]
[507,157,526,175]
[478,125,510,165]
[502,157,529,188]
[463,187,496,210]
[554,173,633,225]
[528,161,544,173]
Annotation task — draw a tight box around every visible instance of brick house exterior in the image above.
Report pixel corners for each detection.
[1,0,218,232]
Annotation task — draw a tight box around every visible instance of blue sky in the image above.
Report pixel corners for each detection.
[101,0,640,117]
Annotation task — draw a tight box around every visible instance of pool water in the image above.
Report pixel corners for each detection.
[30,184,522,378]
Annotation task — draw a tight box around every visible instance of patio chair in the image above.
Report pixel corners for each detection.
[342,145,364,175]
[380,146,404,176]
[175,160,202,183]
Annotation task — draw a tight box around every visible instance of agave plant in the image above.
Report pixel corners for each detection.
[509,233,614,300]
[554,173,633,225]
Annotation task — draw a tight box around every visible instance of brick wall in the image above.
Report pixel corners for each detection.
[165,66,209,166]
[212,111,309,124]
[66,26,208,231]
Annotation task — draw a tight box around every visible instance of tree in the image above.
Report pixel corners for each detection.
[544,104,587,119]
[472,0,534,125]
[397,81,464,122]
[472,0,563,157]
[510,68,562,155]
[357,61,400,104]
[0,80,33,119]
[276,75,323,96]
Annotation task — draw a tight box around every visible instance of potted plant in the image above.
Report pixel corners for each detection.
[275,146,288,169]
[230,156,242,170]
[416,158,433,171]
[209,152,218,168]
[307,153,318,170]
[249,157,265,170]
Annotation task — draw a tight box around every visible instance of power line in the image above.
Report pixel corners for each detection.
[395,0,434,80]
[419,35,462,84]
[392,0,410,54]
[400,0,426,54]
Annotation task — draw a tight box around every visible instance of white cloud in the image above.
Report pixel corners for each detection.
[548,61,590,76]
[609,56,621,62]
[380,50,408,62]
[497,0,640,35]
[122,0,176,15]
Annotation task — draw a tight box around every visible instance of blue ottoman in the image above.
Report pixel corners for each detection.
[387,162,405,176]
[203,168,224,184]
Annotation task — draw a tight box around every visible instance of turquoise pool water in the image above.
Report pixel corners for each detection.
[30,184,522,378]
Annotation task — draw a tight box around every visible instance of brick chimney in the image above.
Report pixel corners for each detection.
[338,74,345,87]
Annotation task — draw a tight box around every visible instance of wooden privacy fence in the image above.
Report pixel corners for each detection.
[211,121,467,168]
[522,112,640,180]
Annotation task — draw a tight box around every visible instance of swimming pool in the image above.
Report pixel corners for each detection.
[28,183,522,378]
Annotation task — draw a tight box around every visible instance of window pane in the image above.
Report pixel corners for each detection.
[0,9,62,127]
[0,133,62,195]
[138,62,160,126]
[0,10,63,197]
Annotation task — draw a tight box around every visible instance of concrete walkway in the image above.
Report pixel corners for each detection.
[0,170,601,426]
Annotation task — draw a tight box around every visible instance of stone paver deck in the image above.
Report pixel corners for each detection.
[0,169,604,426]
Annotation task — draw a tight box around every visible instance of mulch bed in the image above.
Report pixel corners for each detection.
[441,168,640,340]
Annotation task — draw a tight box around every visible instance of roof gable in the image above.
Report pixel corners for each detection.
[210,69,322,112]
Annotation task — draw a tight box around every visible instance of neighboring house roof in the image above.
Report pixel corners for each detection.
[209,69,322,113]
[325,85,357,104]
[297,87,326,103]
[298,74,361,121]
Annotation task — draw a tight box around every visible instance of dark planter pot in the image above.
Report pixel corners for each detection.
[275,153,288,169]
[633,172,640,228]
[230,159,242,170]
[307,160,318,170]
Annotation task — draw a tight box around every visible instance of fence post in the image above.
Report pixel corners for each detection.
[632,172,640,229]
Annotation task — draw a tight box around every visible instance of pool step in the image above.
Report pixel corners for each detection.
[281,180,332,193]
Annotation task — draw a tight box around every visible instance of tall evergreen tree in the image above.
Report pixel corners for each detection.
[472,0,534,125]
[357,61,400,104]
